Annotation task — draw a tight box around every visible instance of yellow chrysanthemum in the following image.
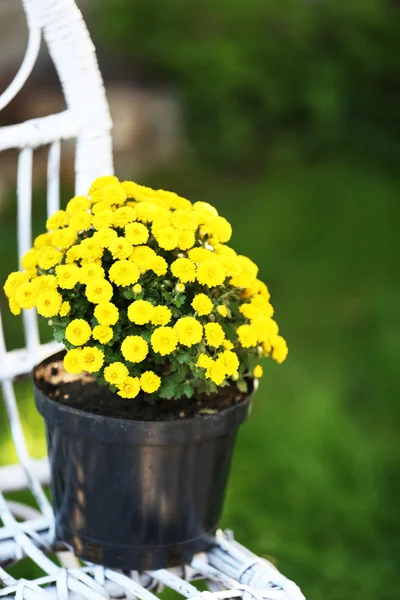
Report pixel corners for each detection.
[80,346,104,373]
[151,305,172,326]
[88,175,119,196]
[175,283,185,293]
[112,206,136,228]
[217,350,239,376]
[271,335,288,364]
[170,210,199,231]
[102,183,127,206]
[133,283,142,294]
[55,264,80,289]
[94,301,119,326]
[65,246,81,264]
[104,362,129,386]
[109,237,133,260]
[65,319,91,346]
[46,210,68,231]
[127,300,153,325]
[80,263,105,284]
[174,317,203,347]
[109,260,140,287]
[21,248,39,270]
[91,200,111,214]
[151,256,168,276]
[205,216,232,243]
[52,227,77,250]
[191,293,213,316]
[32,274,57,296]
[69,211,92,232]
[154,225,179,251]
[125,222,149,245]
[33,232,53,249]
[217,305,228,317]
[251,316,278,343]
[253,365,263,378]
[92,325,113,344]
[239,303,263,321]
[121,335,148,363]
[170,258,196,283]
[78,238,103,261]
[178,230,195,250]
[205,322,225,348]
[188,247,213,264]
[4,272,29,298]
[193,201,218,224]
[197,353,213,369]
[151,326,178,356]
[92,228,118,248]
[64,349,83,375]
[59,301,71,317]
[86,278,113,304]
[140,371,161,394]
[66,195,90,215]
[250,294,274,316]
[196,259,226,287]
[15,282,37,309]
[92,209,114,231]
[236,324,258,348]
[130,245,156,272]
[205,360,225,385]
[118,376,140,399]
[37,247,62,270]
[36,290,62,317]
[223,339,234,350]
[230,255,258,288]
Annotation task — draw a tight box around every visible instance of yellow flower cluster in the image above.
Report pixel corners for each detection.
[4,175,288,399]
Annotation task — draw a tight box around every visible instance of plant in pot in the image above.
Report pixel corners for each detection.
[4,176,288,570]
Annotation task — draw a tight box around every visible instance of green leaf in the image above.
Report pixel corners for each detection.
[237,379,248,394]
[53,327,65,343]
[183,381,194,398]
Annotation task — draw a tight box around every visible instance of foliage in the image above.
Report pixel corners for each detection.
[95,0,400,169]
[3,176,287,401]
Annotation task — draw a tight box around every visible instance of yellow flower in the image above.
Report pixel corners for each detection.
[80,263,105,284]
[92,325,113,344]
[197,259,226,287]
[89,175,119,196]
[178,230,195,250]
[217,305,228,317]
[52,227,77,250]
[65,319,91,346]
[66,195,90,215]
[121,335,148,363]
[193,201,218,224]
[59,301,71,317]
[125,222,149,245]
[174,317,203,347]
[94,301,119,326]
[4,272,29,298]
[192,293,213,316]
[86,278,113,304]
[109,237,133,260]
[8,296,22,315]
[170,210,199,231]
[32,274,58,295]
[69,211,92,232]
[262,340,271,357]
[171,258,196,283]
[133,283,142,294]
[197,353,213,369]
[151,256,168,276]
[271,335,288,364]
[64,349,83,374]
[55,264,80,289]
[230,255,258,288]
[250,294,274,316]
[151,305,172,326]
[140,371,161,393]
[78,238,103,261]
[15,282,37,309]
[154,225,179,250]
[217,351,239,376]
[37,247,62,270]
[91,200,111,214]
[65,246,81,264]
[236,324,258,348]
[118,376,140,399]
[34,232,53,249]
[46,210,68,231]
[102,183,127,206]
[205,360,225,385]
[92,209,114,230]
[93,228,118,248]
[223,339,234,350]
[21,248,39,270]
[253,365,263,378]
[130,245,157,272]
[251,316,278,343]
[205,216,232,243]
[151,326,178,356]
[80,346,104,373]
[109,260,140,287]
[36,290,62,317]
[175,283,185,293]
[127,300,153,325]
[104,362,129,385]
[205,322,225,348]
[112,206,136,228]
[239,303,263,321]
[188,247,213,264]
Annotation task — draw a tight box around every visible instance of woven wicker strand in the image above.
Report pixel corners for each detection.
[0,2,305,599]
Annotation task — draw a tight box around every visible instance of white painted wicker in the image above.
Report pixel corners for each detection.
[0,1,305,598]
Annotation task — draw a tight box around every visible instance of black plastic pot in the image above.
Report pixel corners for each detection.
[33,352,253,571]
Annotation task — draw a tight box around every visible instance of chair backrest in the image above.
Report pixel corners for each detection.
[0,0,113,503]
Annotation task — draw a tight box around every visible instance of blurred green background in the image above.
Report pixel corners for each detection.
[1,0,400,598]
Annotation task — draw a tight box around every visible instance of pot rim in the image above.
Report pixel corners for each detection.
[33,350,254,445]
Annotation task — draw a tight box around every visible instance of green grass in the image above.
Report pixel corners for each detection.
[1,160,399,599]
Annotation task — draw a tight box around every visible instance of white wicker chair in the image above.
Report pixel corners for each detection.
[0,1,305,599]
